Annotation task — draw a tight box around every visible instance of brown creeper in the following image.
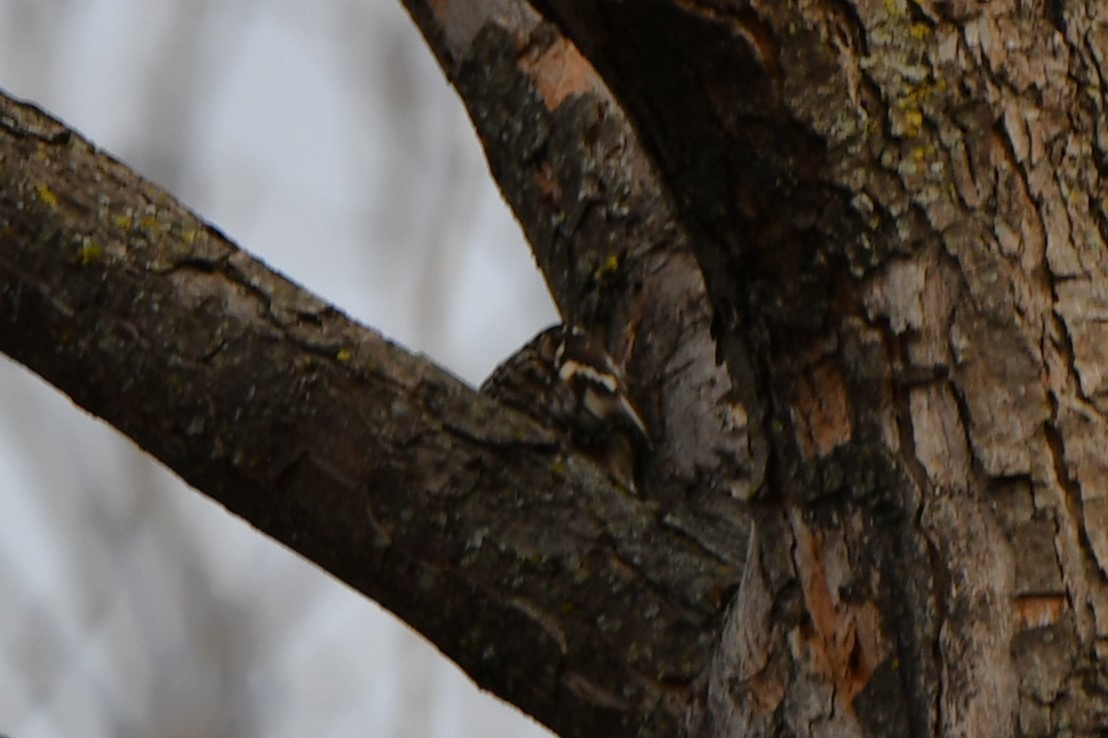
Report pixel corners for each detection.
[481,324,651,490]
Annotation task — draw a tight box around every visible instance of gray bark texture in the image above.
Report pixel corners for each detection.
[2,0,1106,736]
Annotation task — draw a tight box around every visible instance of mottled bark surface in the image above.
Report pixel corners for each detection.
[4,0,1108,736]
[407,0,1108,735]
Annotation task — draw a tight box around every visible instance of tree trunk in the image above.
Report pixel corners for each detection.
[3,1,1106,736]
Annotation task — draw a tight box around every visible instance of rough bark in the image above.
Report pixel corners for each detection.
[405,0,1108,735]
[4,0,1108,736]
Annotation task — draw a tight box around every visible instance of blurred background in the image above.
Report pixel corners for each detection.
[0,0,558,736]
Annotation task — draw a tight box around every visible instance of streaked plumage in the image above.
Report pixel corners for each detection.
[481,324,650,490]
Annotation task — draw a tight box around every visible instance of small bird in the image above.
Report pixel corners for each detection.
[481,324,651,491]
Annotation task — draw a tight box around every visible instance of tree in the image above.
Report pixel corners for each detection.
[1,0,1102,736]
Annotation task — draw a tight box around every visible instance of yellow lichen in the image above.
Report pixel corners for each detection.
[593,253,621,281]
[74,239,102,266]
[902,109,923,138]
[34,182,58,208]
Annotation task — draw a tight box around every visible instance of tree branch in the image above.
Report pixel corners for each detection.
[0,89,739,738]
[402,0,762,515]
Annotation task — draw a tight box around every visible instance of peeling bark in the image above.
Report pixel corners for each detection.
[409,0,1108,734]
